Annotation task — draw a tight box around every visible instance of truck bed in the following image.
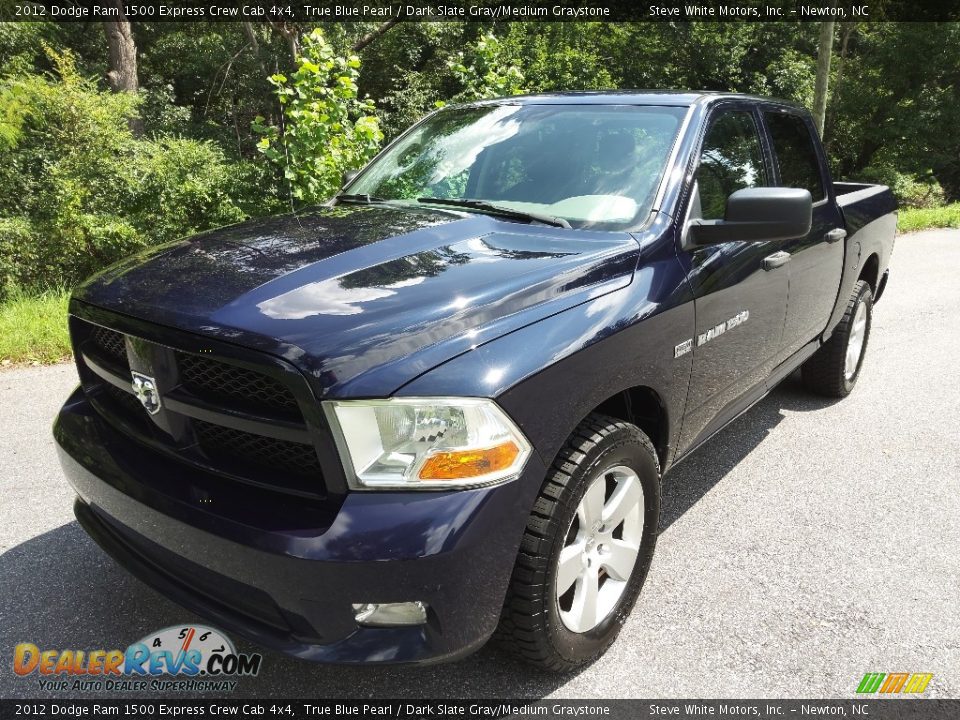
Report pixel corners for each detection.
[826,181,898,334]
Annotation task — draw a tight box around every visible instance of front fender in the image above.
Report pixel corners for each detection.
[397,252,695,476]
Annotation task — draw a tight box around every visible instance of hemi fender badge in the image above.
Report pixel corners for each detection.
[674,339,693,358]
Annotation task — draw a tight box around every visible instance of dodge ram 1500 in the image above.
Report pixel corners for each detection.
[55,92,896,670]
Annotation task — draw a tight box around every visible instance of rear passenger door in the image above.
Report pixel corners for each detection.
[676,107,788,453]
[762,108,845,361]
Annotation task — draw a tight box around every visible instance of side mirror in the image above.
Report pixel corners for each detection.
[688,187,812,245]
[342,169,360,188]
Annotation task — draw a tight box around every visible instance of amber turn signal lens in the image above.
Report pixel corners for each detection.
[418,441,521,480]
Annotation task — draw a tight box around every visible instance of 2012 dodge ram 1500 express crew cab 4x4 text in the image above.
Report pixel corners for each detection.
[55,92,896,671]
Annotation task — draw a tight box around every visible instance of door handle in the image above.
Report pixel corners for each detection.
[825,228,847,243]
[763,251,791,271]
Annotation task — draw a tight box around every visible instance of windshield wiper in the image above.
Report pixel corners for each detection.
[336,193,387,204]
[416,197,571,229]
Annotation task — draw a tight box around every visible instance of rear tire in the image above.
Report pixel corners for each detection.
[494,413,660,672]
[802,279,873,398]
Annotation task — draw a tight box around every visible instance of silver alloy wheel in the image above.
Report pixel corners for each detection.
[556,465,645,633]
[845,299,868,380]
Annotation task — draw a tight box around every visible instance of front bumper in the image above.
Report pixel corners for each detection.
[54,386,544,664]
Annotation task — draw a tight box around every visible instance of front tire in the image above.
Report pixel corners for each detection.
[802,279,873,398]
[494,413,661,672]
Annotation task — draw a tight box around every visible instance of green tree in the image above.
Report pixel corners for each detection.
[826,23,960,199]
[502,23,614,92]
[253,28,383,205]
[444,31,526,103]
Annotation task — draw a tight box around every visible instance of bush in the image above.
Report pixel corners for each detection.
[860,165,946,209]
[0,217,44,292]
[124,138,249,242]
[138,83,192,137]
[0,46,264,298]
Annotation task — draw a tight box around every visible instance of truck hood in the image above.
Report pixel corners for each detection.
[75,204,639,397]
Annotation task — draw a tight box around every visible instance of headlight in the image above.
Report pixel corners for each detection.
[323,398,532,490]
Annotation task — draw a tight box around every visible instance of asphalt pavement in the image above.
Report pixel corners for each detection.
[2,229,958,700]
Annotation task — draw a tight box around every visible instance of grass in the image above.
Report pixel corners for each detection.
[0,287,72,367]
[898,202,960,233]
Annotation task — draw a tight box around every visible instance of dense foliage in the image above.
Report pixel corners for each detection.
[1,20,957,297]
[443,31,526,103]
[253,29,382,205]
[0,45,271,293]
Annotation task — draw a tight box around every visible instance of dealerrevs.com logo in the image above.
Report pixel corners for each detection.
[13,625,262,693]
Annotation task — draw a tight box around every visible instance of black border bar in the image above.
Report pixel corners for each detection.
[5,0,960,23]
[3,699,960,719]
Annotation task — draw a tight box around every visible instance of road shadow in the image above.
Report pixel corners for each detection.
[1,371,837,699]
[660,371,837,531]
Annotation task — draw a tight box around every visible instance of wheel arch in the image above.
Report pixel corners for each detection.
[858,252,881,295]
[591,386,669,469]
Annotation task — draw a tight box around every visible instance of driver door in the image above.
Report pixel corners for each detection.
[677,107,789,453]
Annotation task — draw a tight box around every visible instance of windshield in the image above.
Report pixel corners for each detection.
[346,104,688,230]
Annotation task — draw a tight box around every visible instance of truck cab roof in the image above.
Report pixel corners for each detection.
[465,90,805,111]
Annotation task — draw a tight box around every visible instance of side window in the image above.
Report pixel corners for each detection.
[695,111,767,220]
[765,112,825,200]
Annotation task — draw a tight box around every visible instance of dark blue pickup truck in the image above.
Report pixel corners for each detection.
[55,92,896,671]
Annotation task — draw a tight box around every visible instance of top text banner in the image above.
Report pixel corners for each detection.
[6,0,960,22]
